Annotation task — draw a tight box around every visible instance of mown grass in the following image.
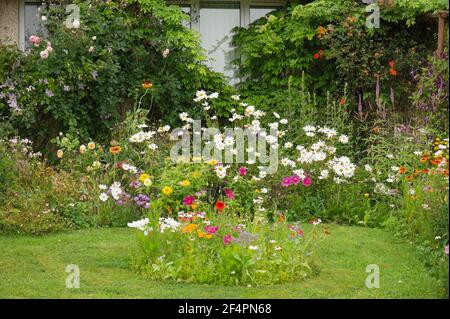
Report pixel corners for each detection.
[0,224,445,298]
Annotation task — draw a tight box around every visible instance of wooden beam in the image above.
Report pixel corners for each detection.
[436,10,449,58]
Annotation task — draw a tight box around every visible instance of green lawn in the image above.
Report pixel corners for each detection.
[0,224,445,298]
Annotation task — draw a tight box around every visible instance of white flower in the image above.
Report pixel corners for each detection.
[248,245,259,250]
[41,15,47,21]
[231,95,240,101]
[269,240,276,244]
[279,119,288,124]
[99,184,107,190]
[387,154,394,159]
[273,112,280,118]
[148,143,158,150]
[284,142,293,149]
[179,112,190,122]
[364,164,373,172]
[338,134,349,144]
[194,90,207,102]
[99,193,108,202]
[128,218,152,235]
[319,169,329,180]
[408,189,416,196]
[208,92,219,99]
[40,49,49,59]
[72,19,80,29]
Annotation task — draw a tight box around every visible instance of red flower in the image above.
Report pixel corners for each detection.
[215,201,225,211]
[339,98,346,106]
[389,68,397,76]
[313,53,320,59]
[389,60,396,68]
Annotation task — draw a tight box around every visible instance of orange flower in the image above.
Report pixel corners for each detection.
[142,81,153,89]
[339,98,346,106]
[431,157,443,165]
[399,166,407,174]
[389,68,397,76]
[420,155,429,163]
[405,175,414,181]
[215,200,225,211]
[109,145,122,154]
[197,230,212,239]
[182,224,198,233]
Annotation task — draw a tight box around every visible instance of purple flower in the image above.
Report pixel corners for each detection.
[45,89,54,97]
[134,194,150,208]
[290,175,301,185]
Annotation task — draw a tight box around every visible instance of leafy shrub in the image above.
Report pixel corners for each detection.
[0,138,95,234]
[232,0,445,111]
[0,0,230,153]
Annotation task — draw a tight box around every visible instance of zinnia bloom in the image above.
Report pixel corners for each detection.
[205,225,219,234]
[179,180,191,187]
[339,98,346,106]
[215,200,225,211]
[238,166,247,176]
[223,188,235,200]
[183,195,196,206]
[142,81,153,89]
[162,186,173,195]
[399,166,407,174]
[181,223,198,233]
[223,234,233,245]
[109,145,122,154]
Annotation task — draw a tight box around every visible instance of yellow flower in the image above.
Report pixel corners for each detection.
[191,171,202,178]
[179,180,191,187]
[182,224,198,233]
[207,159,218,165]
[162,186,173,195]
[197,230,212,239]
[191,204,198,210]
[56,150,64,159]
[139,173,151,182]
[364,193,370,198]
[88,142,96,150]
[79,145,86,154]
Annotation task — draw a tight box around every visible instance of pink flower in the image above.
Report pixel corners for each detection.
[290,175,301,185]
[302,176,312,187]
[238,166,247,176]
[223,234,233,245]
[224,188,235,200]
[29,35,41,46]
[445,244,449,256]
[205,225,219,235]
[281,176,292,187]
[182,195,196,206]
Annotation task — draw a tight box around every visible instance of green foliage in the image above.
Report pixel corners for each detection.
[232,0,444,111]
[0,0,230,153]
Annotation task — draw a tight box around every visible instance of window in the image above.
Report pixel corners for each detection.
[199,1,240,80]
[250,5,280,23]
[20,0,47,50]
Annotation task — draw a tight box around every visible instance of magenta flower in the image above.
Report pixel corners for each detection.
[238,166,247,176]
[291,175,301,185]
[182,195,196,206]
[281,176,292,187]
[223,234,234,245]
[205,225,219,234]
[302,176,312,187]
[224,188,235,200]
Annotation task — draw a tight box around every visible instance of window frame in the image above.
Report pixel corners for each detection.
[19,0,43,51]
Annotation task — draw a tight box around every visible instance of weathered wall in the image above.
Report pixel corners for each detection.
[0,0,19,45]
